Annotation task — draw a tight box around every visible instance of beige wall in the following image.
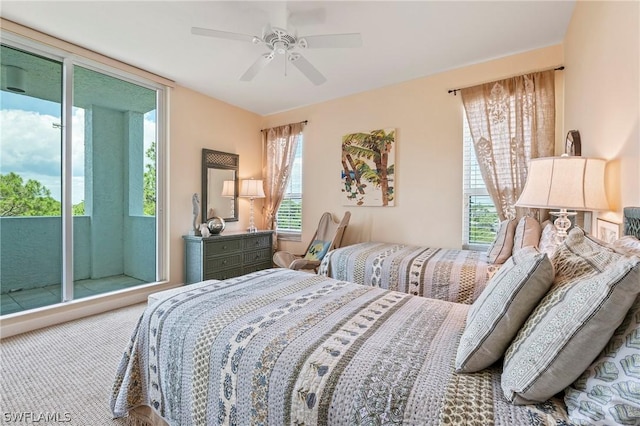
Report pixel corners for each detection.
[563,0,640,226]
[169,86,262,284]
[264,46,564,255]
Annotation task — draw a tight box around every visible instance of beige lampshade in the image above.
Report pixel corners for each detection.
[516,156,609,211]
[239,179,265,199]
[221,180,235,197]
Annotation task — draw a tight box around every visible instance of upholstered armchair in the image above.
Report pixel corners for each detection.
[273,211,351,272]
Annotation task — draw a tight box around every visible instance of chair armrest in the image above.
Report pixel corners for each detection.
[289,258,321,271]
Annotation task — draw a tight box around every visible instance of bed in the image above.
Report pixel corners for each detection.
[318,242,494,304]
[112,209,640,426]
[111,268,570,425]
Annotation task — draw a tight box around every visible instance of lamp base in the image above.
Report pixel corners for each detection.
[550,208,577,243]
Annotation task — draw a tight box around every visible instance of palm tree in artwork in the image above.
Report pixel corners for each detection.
[341,129,395,206]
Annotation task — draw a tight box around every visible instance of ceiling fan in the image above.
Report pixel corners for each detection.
[191,23,362,85]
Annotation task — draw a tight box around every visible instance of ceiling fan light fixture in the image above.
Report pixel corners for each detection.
[191,18,361,85]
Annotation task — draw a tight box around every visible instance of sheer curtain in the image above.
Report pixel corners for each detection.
[461,70,555,221]
[262,122,305,237]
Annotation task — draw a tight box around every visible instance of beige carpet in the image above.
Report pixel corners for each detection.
[1,303,147,425]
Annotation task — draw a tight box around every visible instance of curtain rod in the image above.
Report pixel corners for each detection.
[447,66,565,96]
[260,120,308,133]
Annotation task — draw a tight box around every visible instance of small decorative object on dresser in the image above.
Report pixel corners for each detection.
[199,223,211,238]
[183,230,273,283]
[207,216,226,235]
[191,193,200,235]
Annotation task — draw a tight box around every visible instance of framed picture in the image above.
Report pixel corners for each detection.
[341,128,395,207]
[597,218,620,243]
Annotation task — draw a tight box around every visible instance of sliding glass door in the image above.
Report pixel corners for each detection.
[1,39,164,315]
[1,45,64,313]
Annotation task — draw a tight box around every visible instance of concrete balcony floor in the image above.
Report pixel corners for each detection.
[0,275,146,315]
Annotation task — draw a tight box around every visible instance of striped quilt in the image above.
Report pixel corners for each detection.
[319,242,494,304]
[110,269,571,425]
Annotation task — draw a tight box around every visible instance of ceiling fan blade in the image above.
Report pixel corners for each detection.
[240,53,275,81]
[298,33,362,49]
[288,53,326,85]
[191,27,257,43]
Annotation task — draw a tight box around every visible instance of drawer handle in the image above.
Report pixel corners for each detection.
[223,245,228,250]
[222,260,227,265]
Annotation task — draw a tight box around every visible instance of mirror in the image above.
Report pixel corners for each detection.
[202,149,239,222]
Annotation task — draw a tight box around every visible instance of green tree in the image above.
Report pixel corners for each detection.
[143,141,156,216]
[73,200,85,215]
[341,129,395,206]
[0,172,61,216]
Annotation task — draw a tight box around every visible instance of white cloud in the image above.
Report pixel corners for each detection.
[1,108,156,204]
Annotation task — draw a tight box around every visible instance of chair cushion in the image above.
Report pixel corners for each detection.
[304,240,331,261]
[455,246,554,373]
[501,228,640,405]
[486,218,517,264]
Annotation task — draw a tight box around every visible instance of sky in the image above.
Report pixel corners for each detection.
[1,91,155,205]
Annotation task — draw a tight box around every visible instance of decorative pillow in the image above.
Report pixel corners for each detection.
[538,220,559,258]
[512,216,542,254]
[565,295,640,425]
[487,218,517,264]
[455,246,554,373]
[609,235,640,258]
[501,228,640,405]
[303,240,331,261]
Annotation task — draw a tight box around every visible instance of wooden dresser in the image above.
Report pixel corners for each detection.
[183,230,274,284]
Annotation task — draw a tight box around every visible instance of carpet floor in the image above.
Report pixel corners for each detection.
[1,303,147,425]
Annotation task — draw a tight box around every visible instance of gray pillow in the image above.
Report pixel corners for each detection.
[501,228,640,405]
[565,295,640,425]
[455,246,554,373]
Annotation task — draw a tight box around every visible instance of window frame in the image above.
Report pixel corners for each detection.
[276,138,303,241]
[462,113,498,251]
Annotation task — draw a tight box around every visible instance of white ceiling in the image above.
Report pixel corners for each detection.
[1,1,575,116]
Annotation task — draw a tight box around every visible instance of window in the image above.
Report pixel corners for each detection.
[276,138,302,238]
[462,115,498,249]
[0,34,166,315]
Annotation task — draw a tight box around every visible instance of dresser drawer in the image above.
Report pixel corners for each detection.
[205,238,242,255]
[205,253,242,270]
[243,235,272,250]
[243,248,272,265]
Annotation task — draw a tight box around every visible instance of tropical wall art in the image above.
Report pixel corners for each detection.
[341,128,395,206]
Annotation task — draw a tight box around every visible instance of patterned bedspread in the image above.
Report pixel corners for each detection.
[319,242,493,304]
[110,268,571,425]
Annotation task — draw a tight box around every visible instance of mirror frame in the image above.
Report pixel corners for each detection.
[202,149,239,222]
